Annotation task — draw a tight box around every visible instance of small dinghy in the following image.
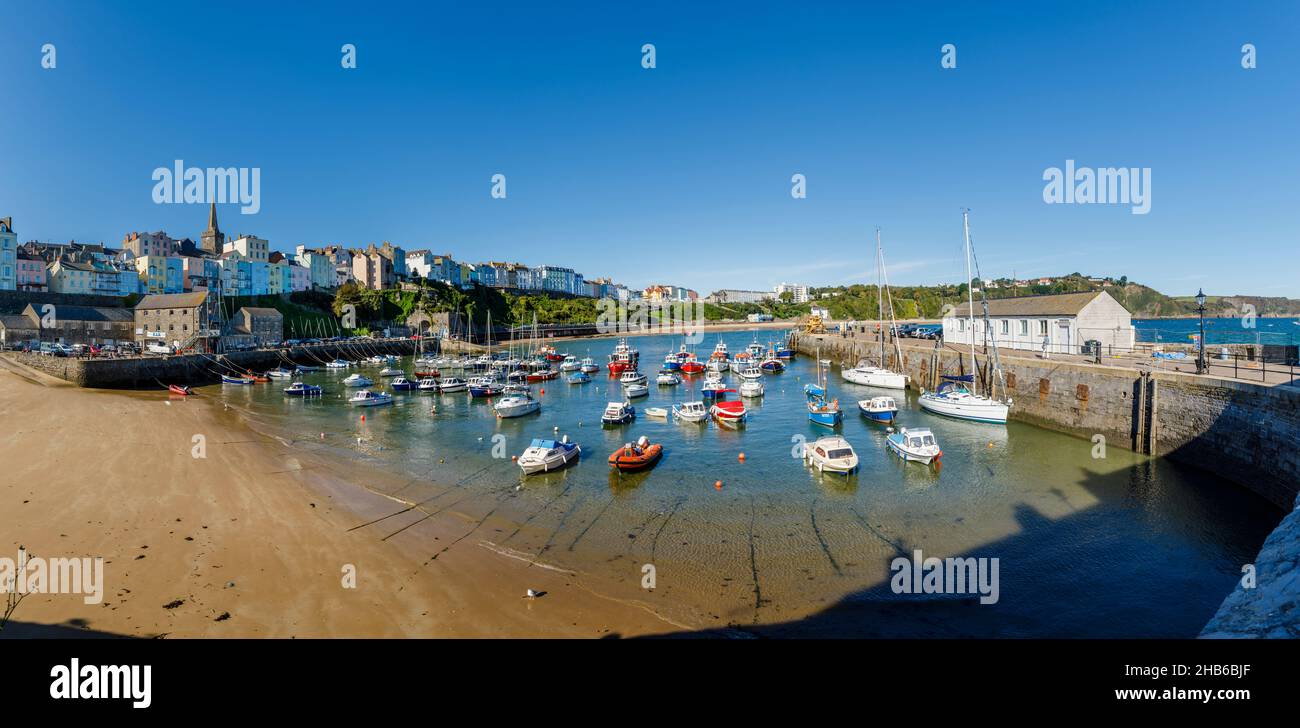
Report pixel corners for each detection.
[343,373,373,387]
[284,382,323,397]
[567,371,592,384]
[803,435,859,474]
[886,427,942,465]
[601,400,636,425]
[858,396,898,423]
[644,407,668,419]
[518,436,580,474]
[608,436,663,472]
[671,401,708,422]
[625,383,649,398]
[222,375,254,385]
[168,384,194,396]
[348,390,394,407]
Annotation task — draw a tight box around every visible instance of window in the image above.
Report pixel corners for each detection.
[1038,320,1048,335]
[1000,320,1009,334]
[1019,320,1028,335]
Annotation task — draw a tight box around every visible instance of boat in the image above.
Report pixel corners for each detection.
[776,334,795,359]
[918,211,1012,424]
[709,339,730,361]
[379,366,403,377]
[736,365,763,380]
[342,373,373,387]
[437,377,467,392]
[661,352,681,371]
[517,436,580,474]
[494,393,541,418]
[701,378,727,399]
[567,371,592,384]
[468,376,503,397]
[526,367,559,382]
[802,435,859,474]
[417,377,440,392]
[503,383,531,395]
[619,369,648,386]
[706,357,730,374]
[731,352,752,370]
[559,355,580,371]
[644,407,668,418]
[886,427,942,464]
[745,340,764,359]
[738,379,765,398]
[325,360,350,369]
[222,375,255,385]
[579,357,599,373]
[601,400,636,425]
[167,384,194,396]
[608,435,663,472]
[506,369,529,384]
[842,361,908,390]
[413,368,440,379]
[284,382,323,397]
[679,354,705,375]
[390,376,418,391]
[349,390,394,407]
[607,338,639,374]
[296,365,321,372]
[540,345,565,362]
[759,349,785,372]
[709,390,747,422]
[656,369,680,386]
[266,368,295,379]
[805,351,841,427]
[671,401,708,422]
[858,395,898,423]
[624,383,649,398]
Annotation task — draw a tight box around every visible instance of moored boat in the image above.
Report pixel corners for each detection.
[284,382,323,397]
[417,377,440,392]
[671,400,708,422]
[438,377,467,393]
[390,376,418,391]
[624,383,649,398]
[494,393,541,418]
[803,435,859,474]
[168,384,194,396]
[608,435,663,472]
[601,400,636,425]
[739,379,764,398]
[222,375,255,385]
[567,371,592,384]
[858,395,898,422]
[343,373,373,387]
[886,427,942,464]
[518,436,580,474]
[349,390,394,407]
[918,376,1009,423]
[656,369,680,385]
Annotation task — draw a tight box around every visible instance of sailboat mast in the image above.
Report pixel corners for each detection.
[963,210,977,380]
[876,228,884,366]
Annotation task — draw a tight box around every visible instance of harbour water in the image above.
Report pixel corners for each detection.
[1135,317,1300,346]
[207,329,1282,637]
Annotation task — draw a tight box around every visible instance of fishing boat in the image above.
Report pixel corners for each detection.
[802,435,859,474]
[559,355,580,371]
[567,371,592,384]
[709,390,747,423]
[619,369,648,386]
[494,393,540,418]
[168,384,194,396]
[671,401,708,422]
[624,383,649,398]
[417,377,440,392]
[918,211,1012,424]
[656,369,680,386]
[348,390,394,407]
[736,365,763,380]
[540,345,565,362]
[858,395,898,423]
[710,340,730,361]
[706,357,730,374]
[804,352,841,427]
[739,379,765,398]
[526,367,559,383]
[661,352,681,371]
[266,368,295,379]
[343,373,373,387]
[517,436,580,474]
[607,338,639,374]
[579,357,599,373]
[679,354,705,375]
[222,374,255,385]
[746,340,764,359]
[701,378,727,399]
[644,407,668,418]
[468,376,503,397]
[284,382,323,397]
[437,377,467,393]
[886,427,942,464]
[390,376,418,392]
[759,350,785,372]
[601,400,636,425]
[731,351,753,370]
[776,334,795,359]
[608,435,663,472]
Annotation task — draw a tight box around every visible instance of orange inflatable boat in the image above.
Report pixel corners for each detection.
[608,436,663,472]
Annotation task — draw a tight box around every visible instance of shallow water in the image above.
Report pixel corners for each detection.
[207,329,1282,637]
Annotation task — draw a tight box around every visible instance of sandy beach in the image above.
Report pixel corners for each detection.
[0,357,684,638]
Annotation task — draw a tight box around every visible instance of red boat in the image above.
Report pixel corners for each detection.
[414,369,440,379]
[168,384,194,396]
[526,368,559,382]
[709,390,747,422]
[607,338,639,373]
[679,355,704,375]
[608,436,663,472]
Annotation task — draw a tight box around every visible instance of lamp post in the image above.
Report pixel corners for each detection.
[1195,287,1207,374]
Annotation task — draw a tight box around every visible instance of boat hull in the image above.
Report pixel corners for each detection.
[918,394,1009,424]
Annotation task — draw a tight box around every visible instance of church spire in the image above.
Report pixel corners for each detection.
[201,201,225,255]
[206,201,220,235]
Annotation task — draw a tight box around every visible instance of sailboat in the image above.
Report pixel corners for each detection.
[918,210,1012,424]
[841,228,908,390]
[804,347,842,427]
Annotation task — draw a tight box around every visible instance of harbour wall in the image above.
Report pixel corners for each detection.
[2,339,420,389]
[793,332,1300,509]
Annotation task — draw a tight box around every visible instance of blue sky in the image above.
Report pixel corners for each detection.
[1,1,1297,296]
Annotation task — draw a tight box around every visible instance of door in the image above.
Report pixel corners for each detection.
[1057,320,1072,354]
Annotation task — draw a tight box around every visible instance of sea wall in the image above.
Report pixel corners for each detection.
[1200,492,1299,638]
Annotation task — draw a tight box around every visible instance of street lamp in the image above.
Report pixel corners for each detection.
[1195,287,1207,374]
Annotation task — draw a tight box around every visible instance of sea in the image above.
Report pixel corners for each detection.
[1135,317,1300,346]
[203,329,1283,637]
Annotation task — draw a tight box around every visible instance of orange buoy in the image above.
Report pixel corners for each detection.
[512,455,518,462]
[738,453,746,462]
[540,388,545,395]
[361,415,366,422]
[714,480,723,490]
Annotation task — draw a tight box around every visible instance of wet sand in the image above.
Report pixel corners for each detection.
[0,357,684,638]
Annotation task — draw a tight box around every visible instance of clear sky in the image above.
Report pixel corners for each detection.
[1,1,1296,296]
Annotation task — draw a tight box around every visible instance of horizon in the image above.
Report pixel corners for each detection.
[2,1,1297,297]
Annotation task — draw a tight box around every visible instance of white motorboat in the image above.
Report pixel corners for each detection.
[656,370,680,386]
[325,360,350,369]
[438,377,467,392]
[342,373,373,387]
[579,357,599,373]
[624,383,649,398]
[886,427,942,464]
[706,358,729,374]
[858,395,898,423]
[417,377,440,392]
[619,369,648,386]
[601,400,636,425]
[803,435,859,474]
[517,436,580,474]
[266,368,295,379]
[348,390,393,407]
[379,366,403,377]
[736,366,763,381]
[494,393,541,418]
[842,362,908,390]
[671,401,708,422]
[559,355,580,372]
[738,379,765,398]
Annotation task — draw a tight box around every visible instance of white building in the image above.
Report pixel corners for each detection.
[943,290,1135,355]
[224,235,270,263]
[774,282,809,303]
